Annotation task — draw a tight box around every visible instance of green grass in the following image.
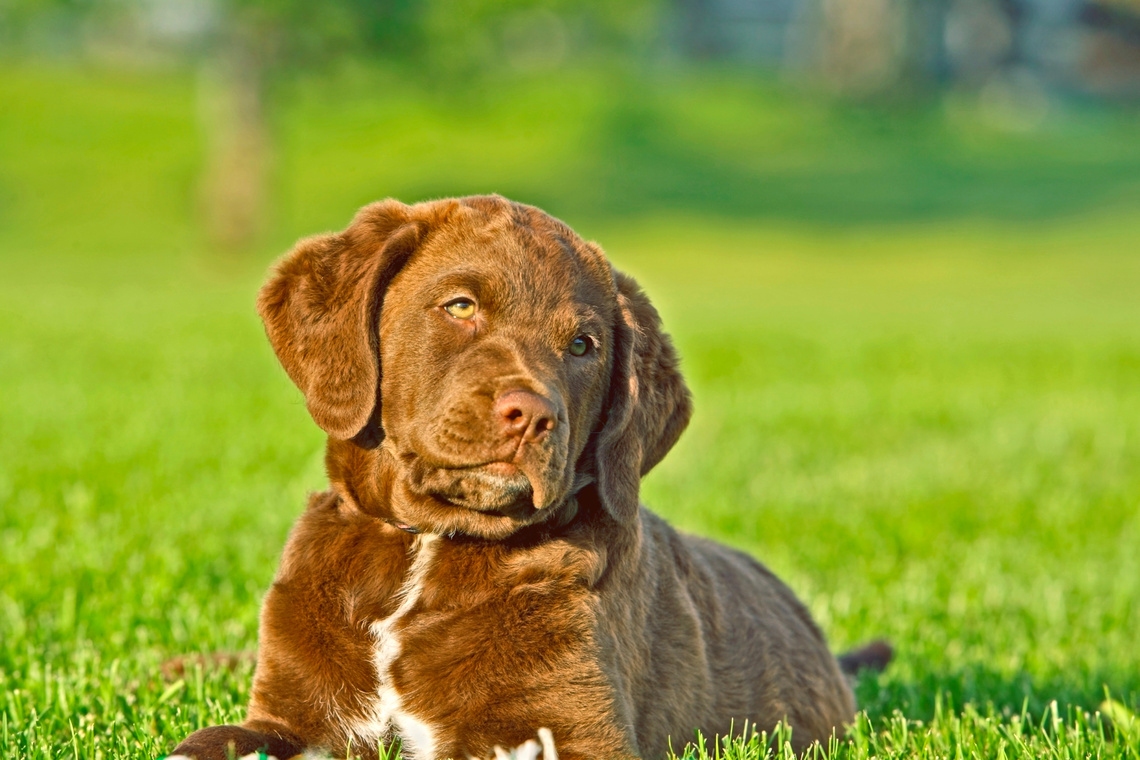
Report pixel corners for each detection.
[1,61,1139,758]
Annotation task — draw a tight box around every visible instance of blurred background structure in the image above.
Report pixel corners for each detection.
[676,0,1140,96]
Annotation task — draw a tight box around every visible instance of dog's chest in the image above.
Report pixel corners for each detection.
[348,533,440,760]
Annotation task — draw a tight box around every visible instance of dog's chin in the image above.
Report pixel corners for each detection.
[394,462,567,539]
[412,462,531,511]
[439,463,536,512]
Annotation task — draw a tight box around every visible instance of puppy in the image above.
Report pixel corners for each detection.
[172,195,886,760]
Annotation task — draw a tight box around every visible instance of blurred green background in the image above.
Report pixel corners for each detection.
[2,0,1140,758]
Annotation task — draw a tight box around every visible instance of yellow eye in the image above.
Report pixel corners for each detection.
[569,336,592,356]
[444,299,476,320]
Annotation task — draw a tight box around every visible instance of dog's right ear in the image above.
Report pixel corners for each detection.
[593,269,693,524]
[257,199,429,443]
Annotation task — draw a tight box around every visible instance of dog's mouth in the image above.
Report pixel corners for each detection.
[481,461,521,477]
[432,461,536,512]
[401,453,558,514]
[376,444,592,540]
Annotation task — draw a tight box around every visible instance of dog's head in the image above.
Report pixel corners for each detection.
[258,196,690,539]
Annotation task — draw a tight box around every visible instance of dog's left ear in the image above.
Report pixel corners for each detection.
[595,269,693,524]
[257,199,436,443]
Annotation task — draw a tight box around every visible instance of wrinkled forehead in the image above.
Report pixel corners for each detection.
[401,206,616,318]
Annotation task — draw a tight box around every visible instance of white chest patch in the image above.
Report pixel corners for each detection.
[348,533,440,760]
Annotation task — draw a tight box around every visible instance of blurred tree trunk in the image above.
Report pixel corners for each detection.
[198,26,271,252]
[817,0,908,94]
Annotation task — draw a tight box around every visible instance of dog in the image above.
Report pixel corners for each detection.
[171,195,889,760]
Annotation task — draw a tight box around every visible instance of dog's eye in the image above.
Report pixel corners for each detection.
[568,336,593,357]
[443,299,476,320]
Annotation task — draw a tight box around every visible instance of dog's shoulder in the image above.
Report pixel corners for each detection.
[261,491,419,652]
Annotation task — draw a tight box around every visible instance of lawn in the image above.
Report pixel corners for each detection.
[1,63,1139,759]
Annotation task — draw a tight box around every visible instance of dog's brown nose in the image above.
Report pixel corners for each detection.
[494,390,557,443]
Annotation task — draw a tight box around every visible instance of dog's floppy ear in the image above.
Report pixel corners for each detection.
[595,270,693,524]
[257,199,428,442]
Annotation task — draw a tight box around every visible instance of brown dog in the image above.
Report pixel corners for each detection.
[171,196,886,760]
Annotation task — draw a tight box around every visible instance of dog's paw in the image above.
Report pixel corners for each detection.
[483,727,558,760]
[165,754,303,760]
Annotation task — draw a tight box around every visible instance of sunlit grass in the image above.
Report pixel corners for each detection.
[1,62,1139,758]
